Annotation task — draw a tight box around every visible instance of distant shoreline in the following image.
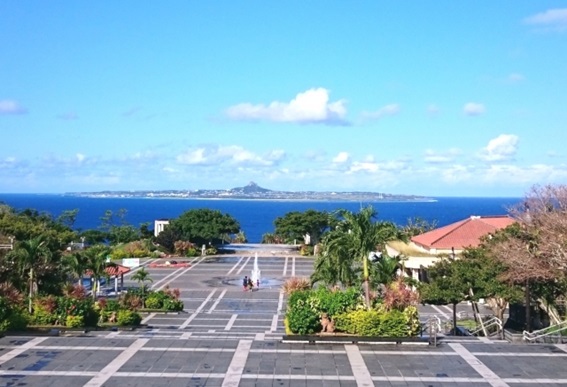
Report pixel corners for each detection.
[62,195,439,203]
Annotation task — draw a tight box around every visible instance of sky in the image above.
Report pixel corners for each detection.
[1,2,567,197]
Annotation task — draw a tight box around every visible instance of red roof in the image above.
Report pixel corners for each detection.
[411,215,516,251]
[85,264,131,277]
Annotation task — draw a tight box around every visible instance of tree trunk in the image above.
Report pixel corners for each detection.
[453,303,458,335]
[525,280,531,332]
[536,297,562,325]
[363,258,370,309]
[468,288,488,336]
[28,268,33,314]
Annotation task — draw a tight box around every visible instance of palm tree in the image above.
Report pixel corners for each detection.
[82,245,114,300]
[313,206,403,308]
[63,251,88,285]
[369,254,401,291]
[131,267,153,306]
[8,235,52,313]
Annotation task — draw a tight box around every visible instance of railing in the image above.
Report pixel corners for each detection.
[421,315,441,345]
[523,320,567,343]
[469,316,503,338]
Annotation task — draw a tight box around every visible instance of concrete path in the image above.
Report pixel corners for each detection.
[1,253,566,386]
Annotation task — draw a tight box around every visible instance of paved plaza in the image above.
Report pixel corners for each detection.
[1,252,567,387]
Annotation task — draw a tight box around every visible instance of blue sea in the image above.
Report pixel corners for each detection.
[0,194,521,243]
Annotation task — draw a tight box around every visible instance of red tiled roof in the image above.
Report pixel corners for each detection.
[85,264,131,277]
[411,215,516,251]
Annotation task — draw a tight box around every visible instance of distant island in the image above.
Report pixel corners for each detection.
[65,182,435,202]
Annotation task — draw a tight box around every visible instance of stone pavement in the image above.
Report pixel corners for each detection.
[1,252,567,387]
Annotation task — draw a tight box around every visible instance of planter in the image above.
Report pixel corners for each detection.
[138,310,183,314]
[282,333,431,345]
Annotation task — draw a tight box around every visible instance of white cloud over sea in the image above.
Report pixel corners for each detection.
[225,88,348,125]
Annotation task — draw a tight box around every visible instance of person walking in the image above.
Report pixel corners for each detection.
[242,276,248,291]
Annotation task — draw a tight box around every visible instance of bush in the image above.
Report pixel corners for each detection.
[314,287,362,318]
[117,310,142,326]
[334,309,409,337]
[282,277,311,295]
[139,289,183,311]
[403,306,421,336]
[163,298,184,311]
[144,296,163,310]
[299,245,313,256]
[0,308,29,332]
[65,315,84,328]
[285,290,321,334]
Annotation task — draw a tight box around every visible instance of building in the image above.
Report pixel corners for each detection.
[386,215,516,283]
[154,219,170,237]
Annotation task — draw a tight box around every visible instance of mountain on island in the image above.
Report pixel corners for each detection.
[66,182,434,202]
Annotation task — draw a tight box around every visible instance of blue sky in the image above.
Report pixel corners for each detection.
[1,2,567,197]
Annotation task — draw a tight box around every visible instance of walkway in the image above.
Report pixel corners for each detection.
[1,253,567,386]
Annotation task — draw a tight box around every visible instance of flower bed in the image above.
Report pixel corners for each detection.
[284,280,421,338]
[148,260,191,268]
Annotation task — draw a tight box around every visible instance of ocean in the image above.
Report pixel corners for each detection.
[0,194,521,243]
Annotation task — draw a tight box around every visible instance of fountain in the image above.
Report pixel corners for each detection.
[250,252,261,288]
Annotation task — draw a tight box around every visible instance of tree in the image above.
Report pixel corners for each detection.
[56,209,79,229]
[312,206,404,308]
[82,245,114,300]
[486,185,567,329]
[154,225,181,253]
[419,257,470,334]
[402,217,438,237]
[171,209,240,246]
[8,236,52,313]
[458,246,523,323]
[369,254,401,291]
[131,267,153,307]
[274,210,333,245]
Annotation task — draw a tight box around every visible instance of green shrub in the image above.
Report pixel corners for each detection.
[117,310,142,326]
[144,296,163,310]
[285,290,320,334]
[314,287,362,318]
[163,298,184,311]
[186,247,198,257]
[150,251,162,258]
[65,315,84,328]
[334,309,409,337]
[206,247,217,255]
[0,310,29,332]
[403,306,421,336]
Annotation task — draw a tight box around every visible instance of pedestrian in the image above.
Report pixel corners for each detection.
[243,276,248,291]
[256,279,260,289]
[248,277,253,290]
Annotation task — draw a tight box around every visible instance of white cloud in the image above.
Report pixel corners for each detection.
[424,148,461,164]
[225,88,348,125]
[360,104,400,121]
[0,100,27,115]
[479,134,519,161]
[176,145,285,167]
[332,152,350,163]
[348,161,379,173]
[76,153,86,163]
[524,8,567,31]
[463,102,486,116]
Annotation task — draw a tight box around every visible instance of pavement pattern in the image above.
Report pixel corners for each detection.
[1,252,567,387]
